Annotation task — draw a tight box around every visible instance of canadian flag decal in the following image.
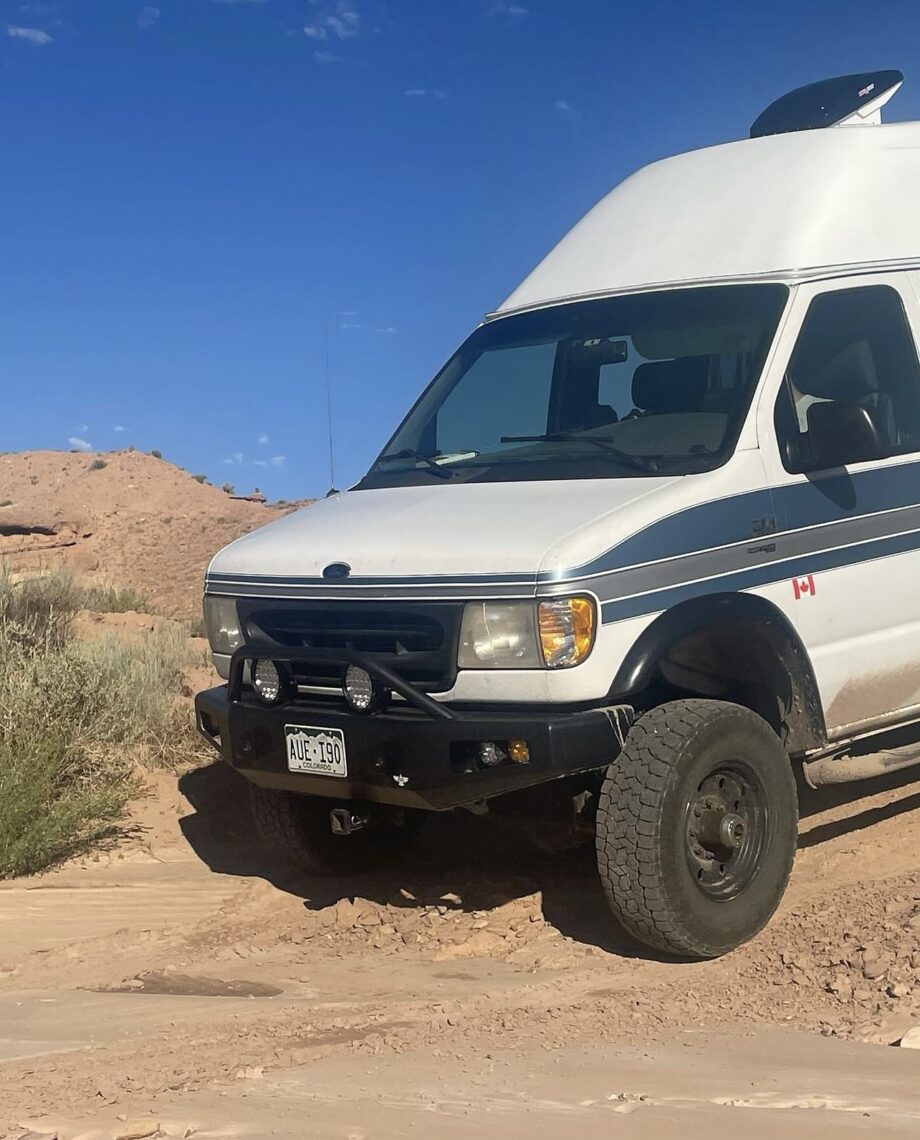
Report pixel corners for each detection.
[792,575,816,600]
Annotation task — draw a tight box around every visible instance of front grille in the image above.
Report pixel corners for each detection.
[237,599,463,692]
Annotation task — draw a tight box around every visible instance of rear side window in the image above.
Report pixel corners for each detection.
[775,285,920,473]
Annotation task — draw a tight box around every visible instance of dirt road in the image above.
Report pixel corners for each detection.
[3,760,920,1137]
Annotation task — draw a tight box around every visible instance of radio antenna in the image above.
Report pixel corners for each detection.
[323,323,338,494]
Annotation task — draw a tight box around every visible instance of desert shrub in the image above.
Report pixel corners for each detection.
[89,458,107,471]
[221,482,235,495]
[192,473,208,484]
[79,583,151,613]
[0,572,203,877]
[0,569,83,647]
[0,571,150,622]
[0,499,11,508]
[150,448,162,459]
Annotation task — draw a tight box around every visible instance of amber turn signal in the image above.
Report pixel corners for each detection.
[537,596,596,668]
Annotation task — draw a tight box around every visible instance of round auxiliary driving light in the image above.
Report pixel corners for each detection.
[253,659,282,704]
[478,741,505,767]
[343,664,376,712]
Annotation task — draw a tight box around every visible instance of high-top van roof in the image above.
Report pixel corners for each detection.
[495,122,920,316]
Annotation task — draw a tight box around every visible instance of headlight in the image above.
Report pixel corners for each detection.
[203,596,244,655]
[538,597,596,668]
[457,597,596,670]
[458,601,542,668]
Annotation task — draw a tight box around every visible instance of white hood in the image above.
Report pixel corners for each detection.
[208,477,678,584]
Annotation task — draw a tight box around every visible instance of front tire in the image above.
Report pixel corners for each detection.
[249,785,424,874]
[596,699,798,958]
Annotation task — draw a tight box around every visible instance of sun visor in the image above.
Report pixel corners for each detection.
[632,320,763,360]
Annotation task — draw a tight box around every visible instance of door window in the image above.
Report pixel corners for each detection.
[775,285,920,473]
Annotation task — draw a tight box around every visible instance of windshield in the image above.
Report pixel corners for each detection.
[360,284,788,488]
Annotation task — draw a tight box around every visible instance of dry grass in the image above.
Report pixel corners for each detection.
[0,570,204,877]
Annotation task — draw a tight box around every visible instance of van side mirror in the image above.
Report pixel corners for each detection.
[805,400,884,470]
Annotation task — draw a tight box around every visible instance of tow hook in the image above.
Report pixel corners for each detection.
[330,807,369,836]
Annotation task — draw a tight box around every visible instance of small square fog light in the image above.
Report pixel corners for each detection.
[508,739,530,764]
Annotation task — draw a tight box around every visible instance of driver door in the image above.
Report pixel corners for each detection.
[759,277,920,737]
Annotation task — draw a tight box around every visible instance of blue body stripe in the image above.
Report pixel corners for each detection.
[541,489,774,582]
[781,461,920,530]
[601,524,920,624]
[551,460,920,583]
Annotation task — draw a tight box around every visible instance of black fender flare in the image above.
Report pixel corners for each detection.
[609,591,826,754]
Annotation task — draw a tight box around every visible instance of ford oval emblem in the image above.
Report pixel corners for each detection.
[322,562,351,581]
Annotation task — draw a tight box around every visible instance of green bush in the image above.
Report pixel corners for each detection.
[150,448,162,459]
[192,473,208,484]
[0,572,204,877]
[89,458,107,471]
[80,583,151,614]
[1,572,150,623]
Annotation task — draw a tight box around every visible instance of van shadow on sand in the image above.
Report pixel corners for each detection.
[177,758,920,961]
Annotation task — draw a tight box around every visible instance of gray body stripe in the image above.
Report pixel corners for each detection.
[206,571,532,588]
[601,524,920,624]
[204,581,534,602]
[540,490,774,583]
[545,456,920,583]
[579,500,920,605]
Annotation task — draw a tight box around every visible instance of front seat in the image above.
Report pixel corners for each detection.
[630,356,710,415]
[797,340,895,452]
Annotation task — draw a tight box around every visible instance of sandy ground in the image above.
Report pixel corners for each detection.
[3,758,920,1138]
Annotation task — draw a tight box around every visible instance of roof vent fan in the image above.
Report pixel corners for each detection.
[750,70,903,139]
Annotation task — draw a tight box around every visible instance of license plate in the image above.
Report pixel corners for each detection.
[285,725,347,778]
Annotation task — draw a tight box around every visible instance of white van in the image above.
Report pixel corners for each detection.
[197,71,920,958]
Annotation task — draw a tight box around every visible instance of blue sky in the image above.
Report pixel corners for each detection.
[2,0,920,498]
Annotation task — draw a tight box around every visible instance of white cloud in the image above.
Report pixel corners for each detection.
[376,325,397,335]
[211,0,269,5]
[137,6,160,30]
[7,25,52,45]
[254,455,286,469]
[257,432,269,445]
[304,1,359,42]
[69,436,92,452]
[314,49,343,63]
[490,3,527,15]
[555,99,581,119]
[223,451,244,465]
[113,425,126,432]
[405,88,447,100]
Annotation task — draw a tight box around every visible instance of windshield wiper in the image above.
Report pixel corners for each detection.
[500,433,659,473]
[375,449,454,479]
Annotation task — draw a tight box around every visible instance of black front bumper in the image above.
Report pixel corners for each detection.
[195,680,631,812]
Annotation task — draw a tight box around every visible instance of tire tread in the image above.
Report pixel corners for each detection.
[596,699,796,958]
